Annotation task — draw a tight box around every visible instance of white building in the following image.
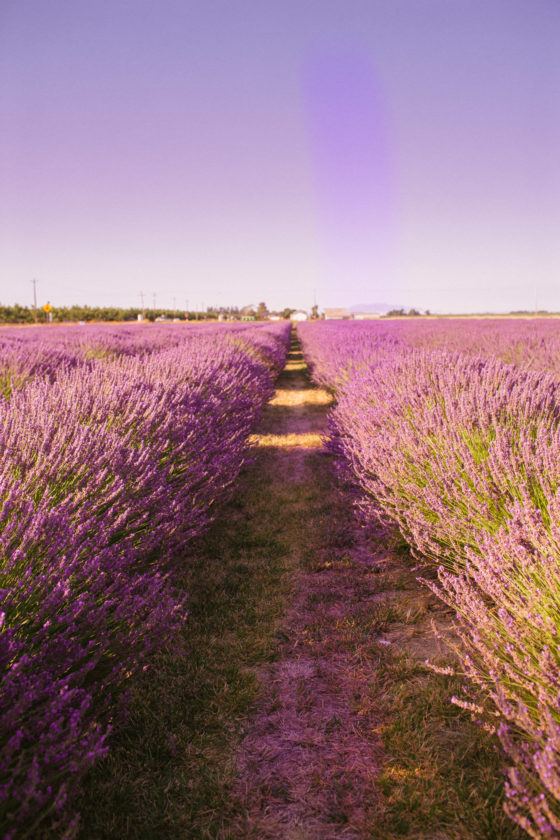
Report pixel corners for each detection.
[290,310,308,322]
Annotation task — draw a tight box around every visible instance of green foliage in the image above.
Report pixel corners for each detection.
[281,307,295,319]
[0,304,201,323]
[0,304,35,324]
[384,308,423,318]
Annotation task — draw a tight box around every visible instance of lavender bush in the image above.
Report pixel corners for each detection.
[0,322,289,837]
[299,320,560,838]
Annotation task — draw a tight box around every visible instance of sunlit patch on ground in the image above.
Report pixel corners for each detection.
[269,388,333,407]
[284,360,307,371]
[384,765,427,781]
[248,432,326,449]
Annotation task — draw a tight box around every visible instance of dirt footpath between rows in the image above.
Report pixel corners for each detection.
[229,333,384,838]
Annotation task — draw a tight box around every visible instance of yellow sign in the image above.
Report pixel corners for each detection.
[43,303,52,313]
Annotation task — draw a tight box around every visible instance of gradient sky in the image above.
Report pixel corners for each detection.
[1,0,559,313]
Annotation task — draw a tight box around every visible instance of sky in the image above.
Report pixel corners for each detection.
[1,0,559,313]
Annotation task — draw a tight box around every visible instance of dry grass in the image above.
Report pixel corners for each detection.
[358,532,525,840]
[248,432,326,448]
[229,451,384,839]
[284,360,307,371]
[373,653,524,840]
[269,388,333,407]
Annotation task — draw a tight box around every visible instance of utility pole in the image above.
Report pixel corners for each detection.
[311,287,319,320]
[152,292,156,312]
[172,296,176,312]
[139,291,146,320]
[31,278,38,322]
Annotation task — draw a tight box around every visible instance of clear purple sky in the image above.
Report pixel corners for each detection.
[1,1,559,313]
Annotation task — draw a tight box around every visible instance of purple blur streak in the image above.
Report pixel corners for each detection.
[303,52,395,301]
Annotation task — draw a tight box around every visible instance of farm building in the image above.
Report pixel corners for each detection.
[324,308,352,320]
[290,310,308,321]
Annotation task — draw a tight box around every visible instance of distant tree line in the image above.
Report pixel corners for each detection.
[0,304,36,324]
[382,308,430,317]
[0,304,218,324]
[382,308,555,318]
[0,300,319,324]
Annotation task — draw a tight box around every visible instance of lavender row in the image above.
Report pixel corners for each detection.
[299,321,560,838]
[299,318,560,390]
[0,321,277,397]
[0,322,289,838]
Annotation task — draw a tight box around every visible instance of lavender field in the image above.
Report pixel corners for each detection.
[3,317,560,839]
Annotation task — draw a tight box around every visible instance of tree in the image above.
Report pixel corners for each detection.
[256,301,269,320]
[311,304,319,320]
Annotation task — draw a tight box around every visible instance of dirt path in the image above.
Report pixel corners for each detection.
[229,333,384,838]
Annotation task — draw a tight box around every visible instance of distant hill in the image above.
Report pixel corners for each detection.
[349,303,407,314]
